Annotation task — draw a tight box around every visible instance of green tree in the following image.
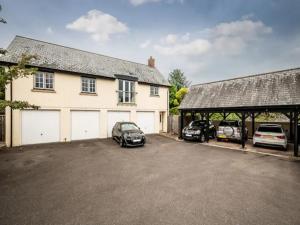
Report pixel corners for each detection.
[0,4,7,24]
[168,69,190,90]
[0,54,39,110]
[169,87,189,115]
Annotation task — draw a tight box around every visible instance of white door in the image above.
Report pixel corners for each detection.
[21,110,60,145]
[137,111,155,134]
[71,111,100,140]
[107,111,130,137]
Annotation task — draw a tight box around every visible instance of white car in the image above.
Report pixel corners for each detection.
[253,124,287,150]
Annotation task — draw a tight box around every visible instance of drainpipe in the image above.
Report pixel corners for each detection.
[10,79,13,148]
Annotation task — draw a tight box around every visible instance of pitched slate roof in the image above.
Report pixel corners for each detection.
[0,36,169,86]
[180,68,300,109]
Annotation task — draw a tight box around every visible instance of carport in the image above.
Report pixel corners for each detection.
[179,68,300,157]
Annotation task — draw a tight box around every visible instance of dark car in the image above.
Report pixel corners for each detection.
[217,120,248,142]
[182,120,216,142]
[112,122,146,147]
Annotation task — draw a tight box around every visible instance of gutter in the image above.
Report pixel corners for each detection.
[10,78,12,147]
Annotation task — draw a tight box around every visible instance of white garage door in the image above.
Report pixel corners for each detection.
[107,111,130,137]
[137,111,155,134]
[71,111,100,140]
[21,110,60,145]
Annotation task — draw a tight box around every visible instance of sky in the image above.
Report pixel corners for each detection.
[1,0,300,84]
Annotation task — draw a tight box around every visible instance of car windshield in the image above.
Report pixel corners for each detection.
[219,121,239,127]
[121,123,139,131]
[190,121,206,127]
[258,126,282,133]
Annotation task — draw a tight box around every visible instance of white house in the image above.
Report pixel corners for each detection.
[0,36,169,146]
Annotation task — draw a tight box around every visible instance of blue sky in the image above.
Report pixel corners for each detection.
[1,0,300,84]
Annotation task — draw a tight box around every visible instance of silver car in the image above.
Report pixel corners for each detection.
[253,124,287,150]
[217,120,248,142]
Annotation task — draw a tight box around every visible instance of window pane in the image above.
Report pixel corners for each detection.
[119,91,124,102]
[119,80,123,91]
[34,73,44,88]
[130,81,135,92]
[125,92,129,102]
[130,92,135,102]
[45,73,53,89]
[125,81,129,92]
[89,79,95,93]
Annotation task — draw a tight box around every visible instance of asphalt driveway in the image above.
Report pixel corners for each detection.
[0,135,300,225]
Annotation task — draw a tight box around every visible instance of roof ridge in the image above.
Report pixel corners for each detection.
[191,67,300,88]
[14,35,155,69]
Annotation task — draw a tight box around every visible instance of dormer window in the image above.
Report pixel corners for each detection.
[34,72,54,89]
[118,79,135,103]
[81,77,96,93]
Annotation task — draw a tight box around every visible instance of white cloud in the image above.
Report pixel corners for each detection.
[163,34,178,45]
[210,19,272,54]
[154,39,211,56]
[140,39,151,48]
[212,20,272,40]
[181,32,190,42]
[66,9,128,42]
[129,0,184,6]
[46,27,53,34]
[129,0,160,6]
[154,19,272,56]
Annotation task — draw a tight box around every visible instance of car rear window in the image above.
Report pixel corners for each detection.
[258,126,282,133]
[219,121,239,127]
[190,121,206,127]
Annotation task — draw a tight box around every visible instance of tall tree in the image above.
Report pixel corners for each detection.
[0,4,7,24]
[0,54,39,110]
[168,69,190,91]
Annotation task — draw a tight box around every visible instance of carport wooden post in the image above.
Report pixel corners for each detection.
[294,110,299,157]
[205,112,209,142]
[290,112,294,141]
[251,112,255,137]
[241,112,246,149]
[191,112,195,121]
[179,110,184,139]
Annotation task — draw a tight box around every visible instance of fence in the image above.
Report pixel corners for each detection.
[0,115,4,142]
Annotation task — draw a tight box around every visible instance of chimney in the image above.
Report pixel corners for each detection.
[148,56,155,68]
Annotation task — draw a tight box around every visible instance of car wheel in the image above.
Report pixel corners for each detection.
[119,137,124,147]
[200,133,206,143]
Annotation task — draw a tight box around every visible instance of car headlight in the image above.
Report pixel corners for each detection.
[195,130,200,135]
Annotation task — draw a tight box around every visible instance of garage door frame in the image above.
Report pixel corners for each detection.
[21,109,61,145]
[136,111,156,134]
[70,110,100,141]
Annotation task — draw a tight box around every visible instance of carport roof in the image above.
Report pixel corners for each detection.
[0,36,169,86]
[179,67,300,110]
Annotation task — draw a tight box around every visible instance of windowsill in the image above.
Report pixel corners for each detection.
[32,88,56,93]
[150,94,160,97]
[80,92,98,96]
[118,102,137,106]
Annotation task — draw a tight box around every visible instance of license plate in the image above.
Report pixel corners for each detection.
[186,134,192,137]
[262,135,273,139]
[218,134,226,138]
[133,139,141,142]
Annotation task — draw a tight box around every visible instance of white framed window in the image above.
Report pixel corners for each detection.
[34,72,54,89]
[150,85,159,96]
[81,77,96,93]
[118,79,135,103]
